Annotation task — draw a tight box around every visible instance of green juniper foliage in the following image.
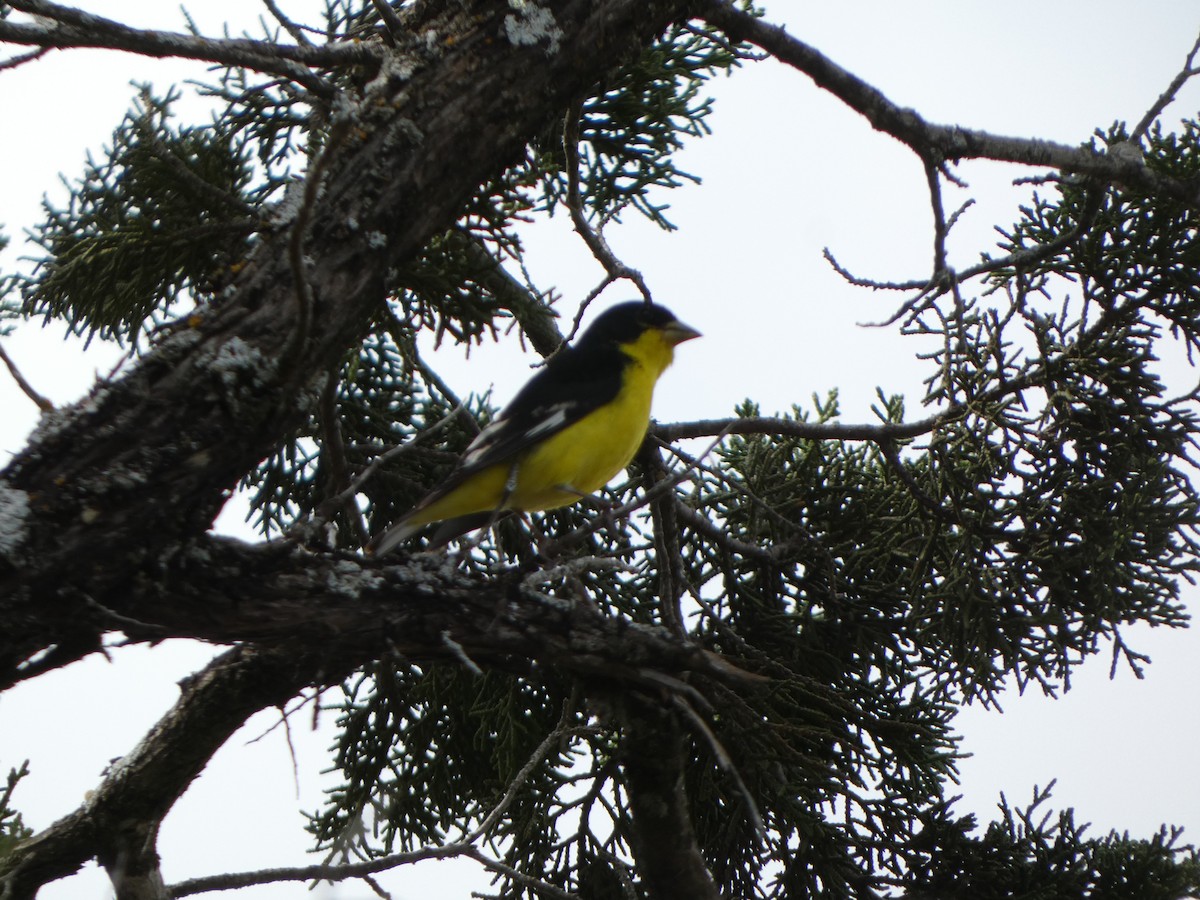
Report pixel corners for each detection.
[0,233,18,335]
[20,88,258,343]
[903,786,1200,899]
[0,764,32,862]
[7,1,1200,897]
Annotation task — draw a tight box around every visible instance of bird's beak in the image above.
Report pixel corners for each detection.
[663,319,702,346]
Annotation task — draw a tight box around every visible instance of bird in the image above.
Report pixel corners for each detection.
[368,300,701,553]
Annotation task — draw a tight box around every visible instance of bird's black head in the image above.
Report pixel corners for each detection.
[575,301,697,349]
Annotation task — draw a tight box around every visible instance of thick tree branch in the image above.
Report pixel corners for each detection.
[88,536,752,691]
[2,534,754,896]
[0,646,335,900]
[0,0,697,686]
[170,713,586,898]
[620,699,721,900]
[703,1,1200,209]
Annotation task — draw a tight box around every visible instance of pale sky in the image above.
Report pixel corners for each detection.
[2,3,1199,898]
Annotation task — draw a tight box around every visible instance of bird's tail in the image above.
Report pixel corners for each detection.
[367,510,514,555]
[365,516,422,557]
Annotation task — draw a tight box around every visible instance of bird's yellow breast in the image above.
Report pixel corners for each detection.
[407,328,678,524]
[510,327,677,510]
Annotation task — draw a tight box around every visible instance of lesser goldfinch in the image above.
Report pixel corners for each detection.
[369,301,700,553]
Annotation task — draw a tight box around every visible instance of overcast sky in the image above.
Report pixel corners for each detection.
[2,3,1200,898]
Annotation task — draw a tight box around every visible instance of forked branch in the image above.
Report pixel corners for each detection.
[703,1,1200,208]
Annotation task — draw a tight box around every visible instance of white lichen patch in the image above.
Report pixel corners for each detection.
[208,337,268,393]
[270,179,307,226]
[326,559,386,598]
[363,52,416,100]
[26,375,118,448]
[0,483,31,559]
[330,89,358,126]
[504,0,562,55]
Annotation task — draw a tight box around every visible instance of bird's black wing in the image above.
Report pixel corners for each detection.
[450,341,626,479]
[373,343,626,549]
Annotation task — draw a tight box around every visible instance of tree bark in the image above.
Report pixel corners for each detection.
[621,699,722,900]
[0,0,695,685]
[0,647,331,899]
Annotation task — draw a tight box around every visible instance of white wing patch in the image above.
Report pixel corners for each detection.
[460,402,573,469]
[461,419,505,467]
[525,404,570,438]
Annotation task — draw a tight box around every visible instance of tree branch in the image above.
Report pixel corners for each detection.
[563,101,652,305]
[0,646,334,899]
[703,0,1200,208]
[619,699,721,900]
[0,342,53,412]
[1130,30,1200,143]
[653,413,940,443]
[0,0,697,685]
[441,228,565,358]
[259,0,313,47]
[2,531,757,896]
[0,1,370,98]
[3,534,761,696]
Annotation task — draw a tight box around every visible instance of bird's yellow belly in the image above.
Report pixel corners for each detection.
[425,362,655,522]
[511,382,653,510]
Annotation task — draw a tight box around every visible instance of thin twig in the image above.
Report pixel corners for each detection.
[1,0,356,98]
[866,182,1107,329]
[311,370,371,546]
[0,45,49,70]
[0,342,54,412]
[168,843,473,897]
[562,101,652,301]
[169,840,580,900]
[81,594,167,635]
[314,398,468,524]
[1130,30,1200,143]
[924,157,951,276]
[383,308,479,435]
[702,0,1200,208]
[369,0,406,47]
[653,413,940,444]
[443,227,565,358]
[822,247,927,293]
[669,499,779,563]
[462,847,581,900]
[361,874,394,899]
[680,21,766,61]
[243,692,318,745]
[465,699,580,843]
[878,438,952,522]
[565,275,618,343]
[638,441,687,636]
[260,0,312,46]
[670,694,764,839]
[441,630,484,676]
